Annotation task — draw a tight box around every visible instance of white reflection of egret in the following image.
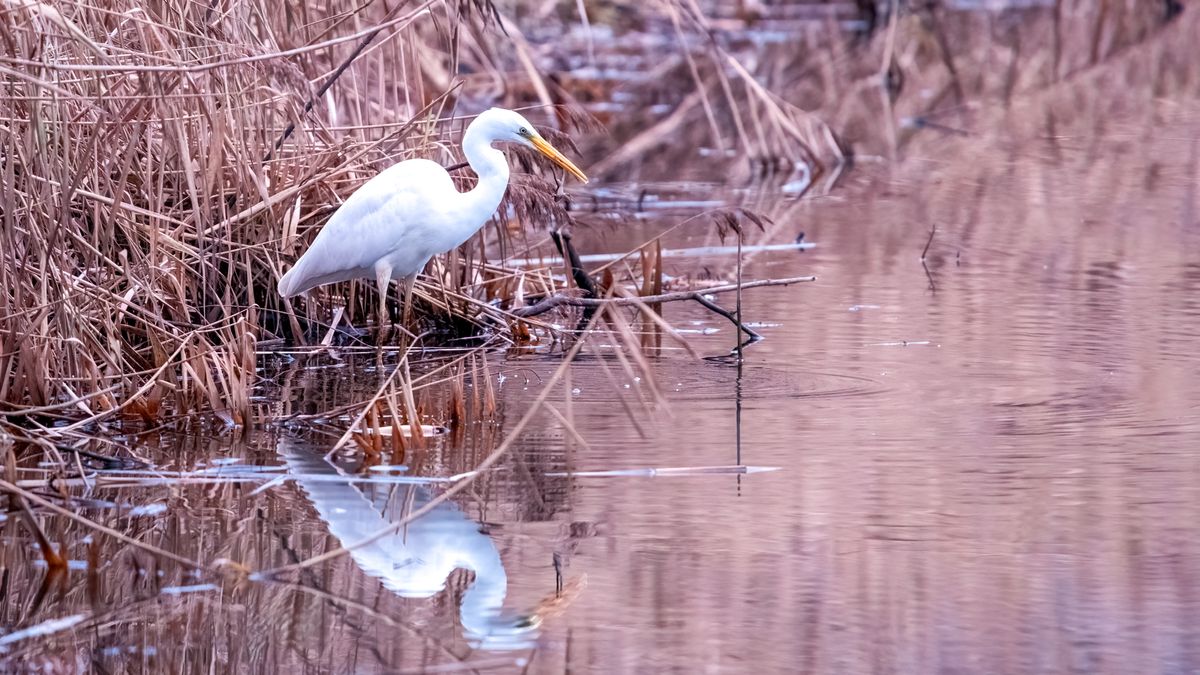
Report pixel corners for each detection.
[278,436,536,650]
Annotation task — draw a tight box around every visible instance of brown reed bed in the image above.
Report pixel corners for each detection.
[0,0,598,433]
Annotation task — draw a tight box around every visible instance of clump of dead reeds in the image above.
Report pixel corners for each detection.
[568,0,1188,188]
[0,0,604,427]
[0,0,801,434]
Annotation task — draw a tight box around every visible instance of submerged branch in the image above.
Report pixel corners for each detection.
[512,275,816,315]
[511,275,816,338]
[693,293,760,341]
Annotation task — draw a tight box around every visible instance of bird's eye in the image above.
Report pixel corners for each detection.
[519,127,528,136]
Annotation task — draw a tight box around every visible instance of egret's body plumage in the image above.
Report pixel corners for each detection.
[277,108,587,324]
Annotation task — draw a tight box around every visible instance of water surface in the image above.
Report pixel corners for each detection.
[3,137,1200,674]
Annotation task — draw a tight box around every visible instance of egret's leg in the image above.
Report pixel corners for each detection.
[401,272,417,330]
[375,262,393,342]
[298,293,320,344]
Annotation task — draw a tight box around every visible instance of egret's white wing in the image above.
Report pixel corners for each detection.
[278,159,458,296]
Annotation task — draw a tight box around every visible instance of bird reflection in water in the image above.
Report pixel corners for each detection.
[278,436,537,650]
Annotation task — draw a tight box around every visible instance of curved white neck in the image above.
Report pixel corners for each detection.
[459,545,513,636]
[459,120,510,227]
[463,119,510,183]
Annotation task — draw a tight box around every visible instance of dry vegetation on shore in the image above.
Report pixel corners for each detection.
[0,0,568,428]
[0,0,1189,432]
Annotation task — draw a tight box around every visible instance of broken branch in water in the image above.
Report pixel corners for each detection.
[550,230,597,298]
[921,224,937,292]
[547,465,780,477]
[693,293,760,340]
[511,275,816,339]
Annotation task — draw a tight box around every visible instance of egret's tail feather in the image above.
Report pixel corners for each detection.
[278,264,303,298]
[278,259,365,298]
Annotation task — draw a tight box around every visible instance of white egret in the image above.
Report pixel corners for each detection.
[277,107,588,332]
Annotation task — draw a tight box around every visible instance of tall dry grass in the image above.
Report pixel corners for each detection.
[0,0,773,430]
[0,0,587,425]
[573,0,1185,184]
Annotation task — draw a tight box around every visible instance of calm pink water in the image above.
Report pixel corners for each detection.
[4,117,1200,674]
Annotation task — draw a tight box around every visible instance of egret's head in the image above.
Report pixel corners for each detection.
[484,108,588,184]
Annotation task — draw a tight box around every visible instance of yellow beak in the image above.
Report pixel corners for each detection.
[530,136,589,184]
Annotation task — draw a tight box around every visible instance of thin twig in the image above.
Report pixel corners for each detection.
[921,225,938,292]
[694,294,761,341]
[921,224,937,260]
[735,228,745,355]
